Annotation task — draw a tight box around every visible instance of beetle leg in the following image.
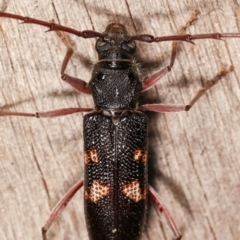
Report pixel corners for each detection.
[149,185,182,240]
[54,29,92,94]
[141,10,200,91]
[42,180,84,240]
[140,66,233,112]
[185,66,234,111]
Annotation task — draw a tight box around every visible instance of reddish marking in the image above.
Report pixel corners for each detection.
[133,149,147,165]
[84,152,90,164]
[85,180,110,203]
[84,149,99,165]
[133,150,142,160]
[121,180,146,202]
[90,149,98,163]
[142,152,147,165]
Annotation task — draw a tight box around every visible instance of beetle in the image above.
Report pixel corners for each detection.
[0,10,239,240]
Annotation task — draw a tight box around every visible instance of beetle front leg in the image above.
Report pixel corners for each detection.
[54,30,92,94]
[141,10,200,91]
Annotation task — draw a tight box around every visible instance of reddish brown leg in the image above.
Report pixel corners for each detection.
[54,30,92,94]
[149,185,182,240]
[0,107,93,118]
[42,180,84,240]
[141,10,200,91]
[0,12,93,94]
[140,66,233,112]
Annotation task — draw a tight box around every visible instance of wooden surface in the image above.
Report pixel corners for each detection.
[0,0,240,240]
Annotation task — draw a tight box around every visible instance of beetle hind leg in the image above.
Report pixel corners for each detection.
[42,180,84,240]
[148,185,182,240]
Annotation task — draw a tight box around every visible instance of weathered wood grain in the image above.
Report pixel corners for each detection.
[0,1,240,240]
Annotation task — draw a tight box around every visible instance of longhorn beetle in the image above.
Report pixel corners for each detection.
[0,10,239,240]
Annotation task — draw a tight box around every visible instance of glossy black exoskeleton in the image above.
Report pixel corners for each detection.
[1,10,238,240]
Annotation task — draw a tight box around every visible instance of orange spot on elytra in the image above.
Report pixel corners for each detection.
[84,149,99,165]
[84,152,90,164]
[85,180,110,203]
[121,180,146,202]
[133,149,147,165]
[90,149,98,163]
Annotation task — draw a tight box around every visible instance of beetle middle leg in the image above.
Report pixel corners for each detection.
[141,10,200,91]
[139,66,233,112]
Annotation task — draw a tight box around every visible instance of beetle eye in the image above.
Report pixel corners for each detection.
[96,39,111,52]
[122,41,136,53]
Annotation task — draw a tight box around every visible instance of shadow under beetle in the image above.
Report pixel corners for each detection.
[0,10,239,240]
